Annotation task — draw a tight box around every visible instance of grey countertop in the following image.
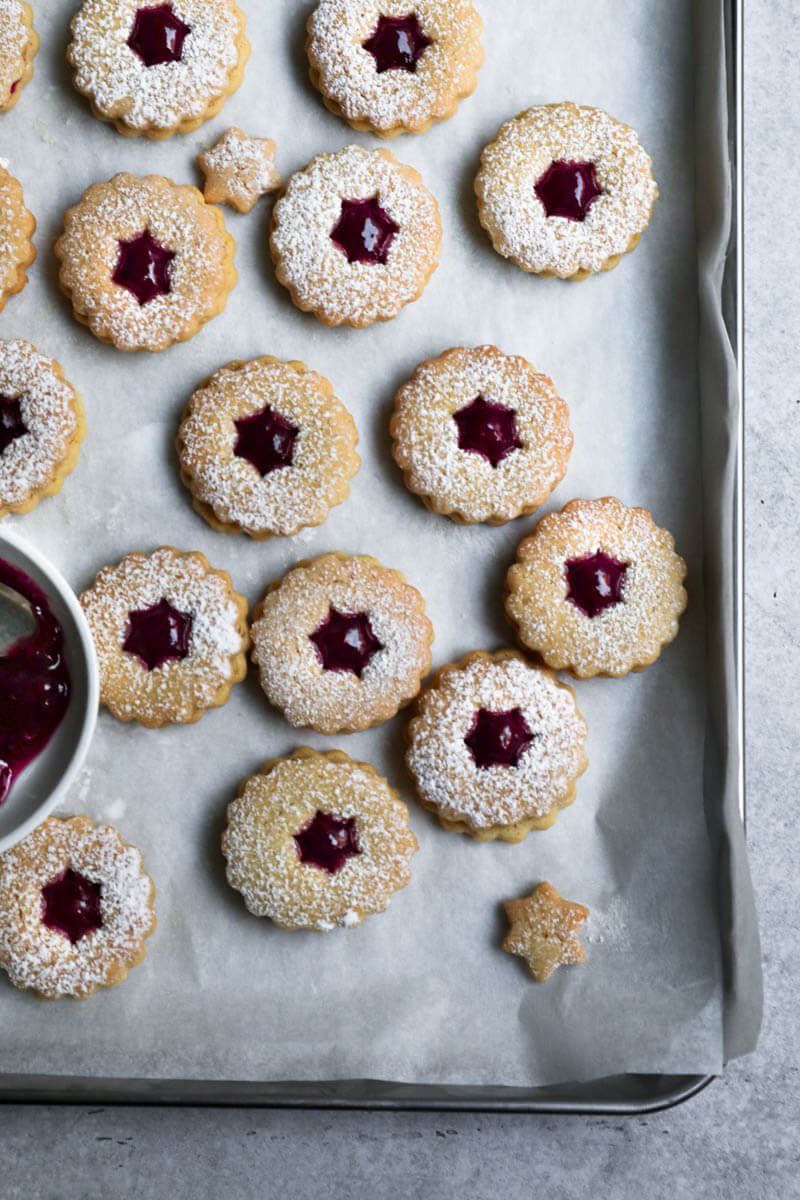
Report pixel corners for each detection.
[3,3,797,1196]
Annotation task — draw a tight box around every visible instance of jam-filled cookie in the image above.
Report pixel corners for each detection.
[306,0,483,138]
[0,339,86,518]
[80,546,249,727]
[505,497,687,679]
[176,356,360,539]
[222,747,417,931]
[197,126,282,213]
[270,144,441,327]
[502,881,588,982]
[475,102,658,280]
[0,164,35,311]
[0,816,156,999]
[67,0,249,139]
[390,345,572,525]
[406,650,587,842]
[250,552,434,734]
[0,1,38,111]
[55,173,236,352]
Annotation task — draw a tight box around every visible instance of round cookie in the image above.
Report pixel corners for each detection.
[79,546,249,727]
[0,339,86,518]
[505,497,688,679]
[390,345,572,524]
[54,173,236,352]
[475,102,658,280]
[0,1,38,111]
[67,0,250,139]
[306,0,483,138]
[270,144,441,327]
[0,815,156,1000]
[406,650,588,842]
[250,552,434,734]
[176,356,360,539]
[222,747,417,932]
[197,126,282,213]
[0,164,35,312]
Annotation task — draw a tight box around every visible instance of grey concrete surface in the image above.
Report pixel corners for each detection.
[2,4,797,1197]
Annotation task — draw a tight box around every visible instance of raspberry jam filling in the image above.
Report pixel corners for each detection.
[310,607,383,677]
[294,811,361,874]
[362,13,432,73]
[112,230,175,306]
[330,197,399,265]
[0,394,26,454]
[465,707,535,770]
[453,395,522,468]
[234,407,299,476]
[0,560,71,807]
[9,79,19,95]
[534,160,603,222]
[123,597,193,671]
[127,3,191,66]
[41,868,103,944]
[566,552,628,618]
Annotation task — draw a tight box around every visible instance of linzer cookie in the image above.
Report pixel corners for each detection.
[54,173,236,352]
[270,144,441,327]
[197,127,282,213]
[475,102,658,280]
[505,497,687,679]
[176,356,359,539]
[0,816,156,999]
[250,552,434,734]
[0,339,86,518]
[222,748,417,932]
[67,0,249,139]
[502,881,589,982]
[390,345,572,524]
[0,164,35,311]
[79,546,249,727]
[0,1,38,111]
[406,650,587,842]
[306,0,483,138]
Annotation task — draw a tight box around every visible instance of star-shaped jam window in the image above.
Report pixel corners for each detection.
[41,868,103,945]
[534,160,603,222]
[453,394,522,468]
[362,12,432,73]
[112,230,175,306]
[330,196,399,265]
[565,552,627,618]
[294,811,361,874]
[310,606,384,677]
[123,596,193,672]
[234,406,299,476]
[0,394,26,454]
[464,707,535,770]
[502,881,589,983]
[197,127,283,214]
[127,3,191,67]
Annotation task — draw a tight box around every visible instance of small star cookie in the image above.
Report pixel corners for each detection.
[198,127,282,213]
[502,881,589,982]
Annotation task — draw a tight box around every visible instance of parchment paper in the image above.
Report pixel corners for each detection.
[0,0,757,1087]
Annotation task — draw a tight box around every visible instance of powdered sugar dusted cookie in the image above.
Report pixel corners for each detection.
[502,881,588,982]
[406,650,587,842]
[80,546,249,727]
[390,345,572,524]
[505,497,687,679]
[251,552,434,734]
[0,816,156,999]
[197,127,282,213]
[222,747,417,932]
[177,356,360,540]
[0,1,38,111]
[55,173,236,352]
[68,0,249,139]
[270,144,441,327]
[0,164,35,311]
[307,0,482,138]
[475,102,658,280]
[0,339,86,518]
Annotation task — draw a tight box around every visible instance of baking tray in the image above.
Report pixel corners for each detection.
[0,0,752,1112]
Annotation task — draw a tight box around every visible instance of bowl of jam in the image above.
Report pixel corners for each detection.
[0,527,98,853]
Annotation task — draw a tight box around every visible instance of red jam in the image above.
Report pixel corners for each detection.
[0,394,26,454]
[330,197,399,265]
[234,407,299,476]
[127,3,191,66]
[362,13,432,73]
[294,811,361,874]
[123,597,193,671]
[453,395,522,468]
[310,607,383,677]
[112,230,175,305]
[565,552,627,618]
[9,79,19,95]
[0,559,71,807]
[41,868,103,944]
[534,160,603,221]
[464,707,535,770]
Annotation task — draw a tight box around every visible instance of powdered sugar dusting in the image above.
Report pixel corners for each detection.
[198,128,281,212]
[0,165,34,300]
[0,0,30,100]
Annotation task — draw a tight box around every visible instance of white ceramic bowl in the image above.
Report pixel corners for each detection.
[0,526,98,853]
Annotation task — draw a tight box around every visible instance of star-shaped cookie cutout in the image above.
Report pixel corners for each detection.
[502,881,589,982]
[197,127,283,214]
